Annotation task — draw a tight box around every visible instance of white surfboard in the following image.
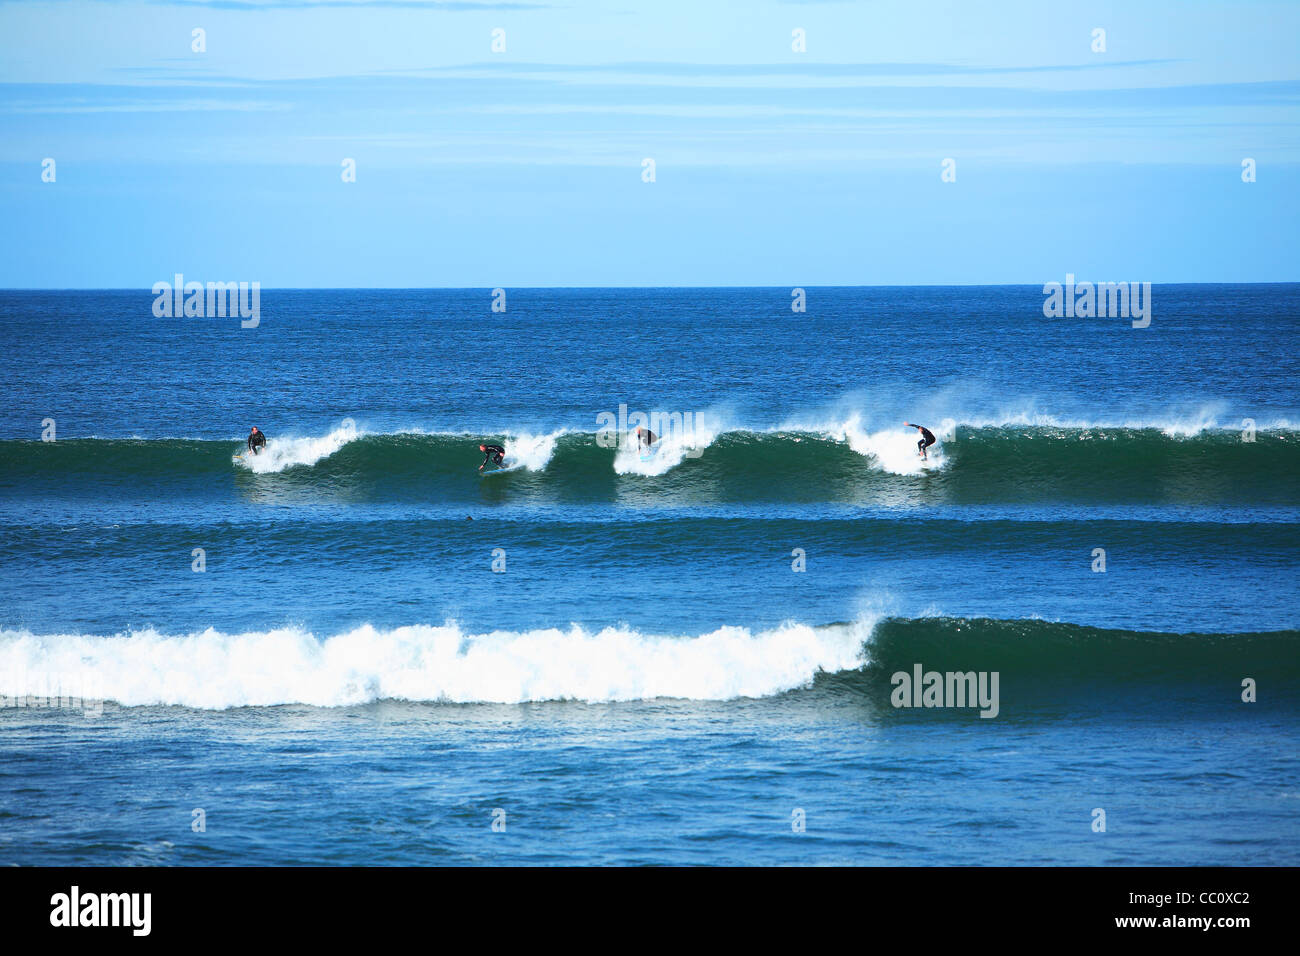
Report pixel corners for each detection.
[480,462,524,477]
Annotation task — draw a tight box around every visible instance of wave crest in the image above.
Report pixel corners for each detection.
[0,619,874,709]
[236,421,360,473]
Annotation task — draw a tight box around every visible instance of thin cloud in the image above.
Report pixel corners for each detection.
[396,59,1180,78]
[0,0,549,9]
[160,0,548,9]
[2,97,291,113]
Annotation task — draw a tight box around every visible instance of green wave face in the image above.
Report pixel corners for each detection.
[1,426,1296,506]
[816,616,1300,716]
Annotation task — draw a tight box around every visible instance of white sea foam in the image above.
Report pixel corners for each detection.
[501,430,564,471]
[0,619,875,709]
[613,416,724,476]
[807,413,946,475]
[236,421,360,473]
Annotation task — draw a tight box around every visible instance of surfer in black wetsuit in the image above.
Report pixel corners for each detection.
[247,426,267,456]
[634,426,656,450]
[904,422,936,459]
[478,443,506,471]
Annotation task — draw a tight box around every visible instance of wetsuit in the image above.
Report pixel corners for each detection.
[913,425,936,455]
[247,430,267,455]
[637,429,656,449]
[480,444,505,469]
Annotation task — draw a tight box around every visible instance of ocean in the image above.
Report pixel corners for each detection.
[1,285,1297,865]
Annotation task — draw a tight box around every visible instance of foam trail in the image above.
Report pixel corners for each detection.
[0,620,874,709]
[237,421,360,473]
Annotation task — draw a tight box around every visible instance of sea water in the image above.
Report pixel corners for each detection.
[1,286,1296,864]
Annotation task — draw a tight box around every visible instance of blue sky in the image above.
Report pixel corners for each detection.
[1,0,1297,286]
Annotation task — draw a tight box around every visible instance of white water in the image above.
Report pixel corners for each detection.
[612,417,724,476]
[500,430,564,471]
[0,618,875,710]
[223,407,1290,480]
[235,421,360,473]
[802,413,947,475]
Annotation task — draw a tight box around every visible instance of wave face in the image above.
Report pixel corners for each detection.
[855,616,1300,684]
[2,616,1293,711]
[3,423,1296,505]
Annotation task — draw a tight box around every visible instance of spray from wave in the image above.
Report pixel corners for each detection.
[499,430,565,471]
[940,404,1233,438]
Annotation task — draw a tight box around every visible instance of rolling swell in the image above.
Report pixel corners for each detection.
[1,425,1296,505]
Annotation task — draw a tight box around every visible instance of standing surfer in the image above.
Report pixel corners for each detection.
[247,426,267,456]
[904,422,936,459]
[634,426,656,451]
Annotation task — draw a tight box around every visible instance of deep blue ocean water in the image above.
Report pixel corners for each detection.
[1,286,1297,865]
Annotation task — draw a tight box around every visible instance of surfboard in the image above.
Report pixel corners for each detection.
[236,440,270,463]
[480,463,523,477]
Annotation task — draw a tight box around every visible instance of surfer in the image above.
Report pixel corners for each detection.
[247,426,267,456]
[904,422,936,459]
[478,442,506,471]
[634,426,656,450]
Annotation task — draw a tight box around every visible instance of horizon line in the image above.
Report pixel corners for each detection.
[3,280,1299,292]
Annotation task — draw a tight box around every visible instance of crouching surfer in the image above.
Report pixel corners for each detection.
[478,442,506,471]
[247,426,267,456]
